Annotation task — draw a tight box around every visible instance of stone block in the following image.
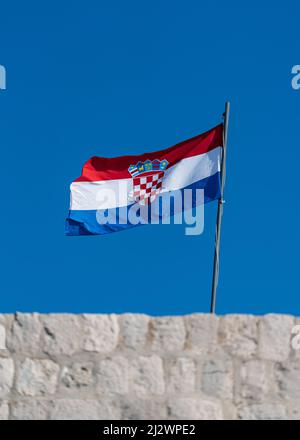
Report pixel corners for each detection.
[119,314,149,350]
[0,358,14,398]
[201,353,233,400]
[259,314,294,362]
[130,355,165,396]
[219,315,258,358]
[0,401,9,420]
[167,357,196,394]
[167,398,223,420]
[61,362,94,389]
[121,399,167,420]
[185,314,219,354]
[237,359,271,401]
[288,400,300,420]
[83,314,119,353]
[50,399,120,420]
[0,325,6,350]
[41,314,83,356]
[16,358,59,396]
[11,399,52,420]
[7,313,41,355]
[150,317,186,352]
[237,402,287,420]
[97,357,128,395]
[275,360,300,399]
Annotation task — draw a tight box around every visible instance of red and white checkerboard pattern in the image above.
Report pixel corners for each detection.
[133,171,164,205]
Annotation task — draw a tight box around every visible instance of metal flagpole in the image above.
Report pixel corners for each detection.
[210,101,230,314]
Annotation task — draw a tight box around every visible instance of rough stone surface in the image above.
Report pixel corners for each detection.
[130,355,165,396]
[83,314,119,353]
[50,399,120,420]
[41,314,83,356]
[61,362,94,390]
[0,325,6,350]
[275,360,300,399]
[291,322,300,356]
[237,359,271,402]
[10,400,52,420]
[0,358,14,398]
[119,314,149,350]
[150,317,186,352]
[167,398,223,420]
[0,401,9,420]
[201,352,233,399]
[288,400,300,420]
[258,314,294,361]
[237,403,287,420]
[7,313,41,355]
[121,399,167,420]
[16,358,59,396]
[0,313,298,419]
[186,314,219,354]
[219,315,258,359]
[97,357,128,395]
[167,357,196,394]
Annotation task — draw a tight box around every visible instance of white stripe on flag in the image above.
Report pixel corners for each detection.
[70,146,221,210]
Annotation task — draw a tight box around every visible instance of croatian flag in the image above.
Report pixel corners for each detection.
[65,124,223,235]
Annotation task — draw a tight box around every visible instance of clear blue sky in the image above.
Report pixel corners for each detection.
[1,1,299,315]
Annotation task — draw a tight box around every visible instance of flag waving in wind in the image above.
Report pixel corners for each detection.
[65,124,223,236]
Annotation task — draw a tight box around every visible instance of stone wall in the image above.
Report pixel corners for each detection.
[0,313,299,420]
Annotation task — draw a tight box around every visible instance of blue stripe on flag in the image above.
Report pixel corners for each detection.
[65,172,221,236]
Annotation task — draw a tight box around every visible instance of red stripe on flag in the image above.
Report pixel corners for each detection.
[74,124,223,182]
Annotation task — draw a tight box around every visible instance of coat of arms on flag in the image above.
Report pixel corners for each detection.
[128,159,169,205]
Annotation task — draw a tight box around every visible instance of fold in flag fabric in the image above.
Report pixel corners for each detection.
[65,124,223,235]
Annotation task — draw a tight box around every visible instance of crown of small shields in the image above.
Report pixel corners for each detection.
[128,159,169,177]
